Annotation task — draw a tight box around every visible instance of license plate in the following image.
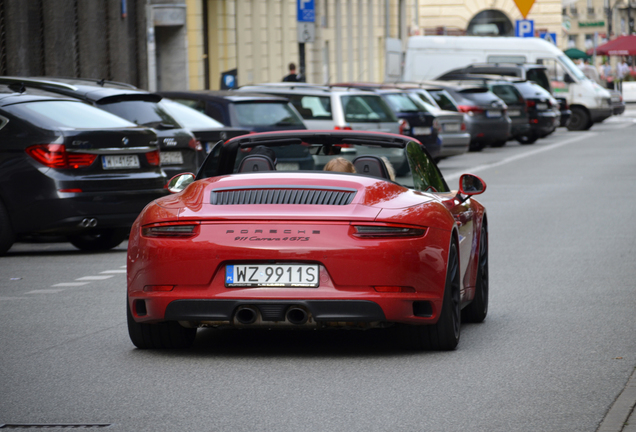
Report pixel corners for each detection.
[486,110,501,118]
[276,162,300,171]
[442,123,460,132]
[225,264,320,288]
[102,155,140,170]
[508,110,521,117]
[412,126,432,135]
[537,103,548,110]
[160,151,184,165]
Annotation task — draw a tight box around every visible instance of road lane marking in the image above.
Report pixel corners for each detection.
[75,275,114,281]
[445,132,598,181]
[26,289,65,294]
[100,270,126,274]
[51,282,91,287]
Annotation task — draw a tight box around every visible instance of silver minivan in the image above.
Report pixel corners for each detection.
[236,83,409,174]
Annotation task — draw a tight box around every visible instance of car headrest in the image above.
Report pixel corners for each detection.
[352,155,391,180]
[237,154,276,172]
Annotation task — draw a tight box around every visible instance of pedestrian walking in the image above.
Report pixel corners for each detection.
[600,60,614,89]
[616,57,630,93]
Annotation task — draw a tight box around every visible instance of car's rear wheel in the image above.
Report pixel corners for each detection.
[567,107,591,131]
[516,131,538,145]
[0,200,15,255]
[68,228,129,251]
[462,223,488,323]
[127,301,197,349]
[469,141,486,152]
[402,241,461,350]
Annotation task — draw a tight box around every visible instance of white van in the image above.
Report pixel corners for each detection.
[401,36,613,130]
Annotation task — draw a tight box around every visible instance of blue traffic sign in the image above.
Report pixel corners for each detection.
[297,0,315,22]
[538,32,557,45]
[515,19,534,38]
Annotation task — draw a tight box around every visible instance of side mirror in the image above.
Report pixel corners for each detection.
[459,174,486,196]
[564,73,574,84]
[167,173,195,194]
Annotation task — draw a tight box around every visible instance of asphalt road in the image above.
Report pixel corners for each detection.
[1,116,636,431]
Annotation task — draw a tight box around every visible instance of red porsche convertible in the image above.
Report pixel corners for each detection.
[126,131,488,350]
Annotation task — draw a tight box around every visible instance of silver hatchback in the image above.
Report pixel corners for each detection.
[236,84,408,174]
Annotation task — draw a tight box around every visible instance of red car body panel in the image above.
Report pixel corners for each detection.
[127,171,485,326]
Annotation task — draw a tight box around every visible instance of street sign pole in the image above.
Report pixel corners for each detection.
[297,0,315,82]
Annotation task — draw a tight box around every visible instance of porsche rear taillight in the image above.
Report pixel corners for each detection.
[26,144,97,169]
[352,225,426,238]
[141,223,200,237]
[146,150,161,166]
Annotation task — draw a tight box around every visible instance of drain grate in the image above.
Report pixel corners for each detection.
[0,424,111,429]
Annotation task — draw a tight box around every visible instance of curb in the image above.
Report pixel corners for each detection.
[597,367,636,432]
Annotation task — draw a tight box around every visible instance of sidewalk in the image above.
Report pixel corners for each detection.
[597,367,636,432]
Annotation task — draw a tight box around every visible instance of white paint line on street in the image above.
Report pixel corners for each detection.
[120,265,126,269]
[100,270,126,274]
[445,132,598,181]
[26,289,66,294]
[75,275,114,281]
[51,282,91,287]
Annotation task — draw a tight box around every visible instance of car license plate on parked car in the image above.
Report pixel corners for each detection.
[508,110,521,117]
[412,126,432,135]
[225,264,320,287]
[102,155,140,170]
[160,151,184,165]
[486,110,501,118]
[276,163,300,171]
[537,103,548,110]
[442,123,460,132]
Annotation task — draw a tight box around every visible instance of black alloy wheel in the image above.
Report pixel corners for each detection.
[68,228,130,251]
[515,131,538,145]
[567,107,592,131]
[0,199,15,255]
[402,240,461,350]
[127,300,197,349]
[462,223,489,323]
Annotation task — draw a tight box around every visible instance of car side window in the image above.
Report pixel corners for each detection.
[205,102,226,124]
[406,141,449,193]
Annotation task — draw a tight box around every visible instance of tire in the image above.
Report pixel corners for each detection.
[68,228,129,251]
[515,131,538,145]
[127,301,197,349]
[469,141,485,152]
[0,199,15,255]
[402,241,461,350]
[567,107,591,131]
[490,140,506,148]
[462,223,489,323]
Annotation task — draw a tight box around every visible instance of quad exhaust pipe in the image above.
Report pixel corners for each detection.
[79,218,98,228]
[235,306,258,325]
[286,307,308,325]
[234,305,310,326]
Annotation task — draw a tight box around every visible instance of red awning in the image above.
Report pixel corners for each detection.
[587,35,636,56]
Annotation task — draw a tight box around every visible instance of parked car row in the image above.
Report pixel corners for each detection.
[0,63,588,255]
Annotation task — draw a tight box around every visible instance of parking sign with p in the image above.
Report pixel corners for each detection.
[515,20,534,38]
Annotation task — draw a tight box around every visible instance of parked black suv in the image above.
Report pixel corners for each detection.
[0,77,203,180]
[0,87,167,254]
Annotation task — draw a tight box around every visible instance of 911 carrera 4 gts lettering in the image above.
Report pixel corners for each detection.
[226,229,320,234]
[233,236,311,242]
